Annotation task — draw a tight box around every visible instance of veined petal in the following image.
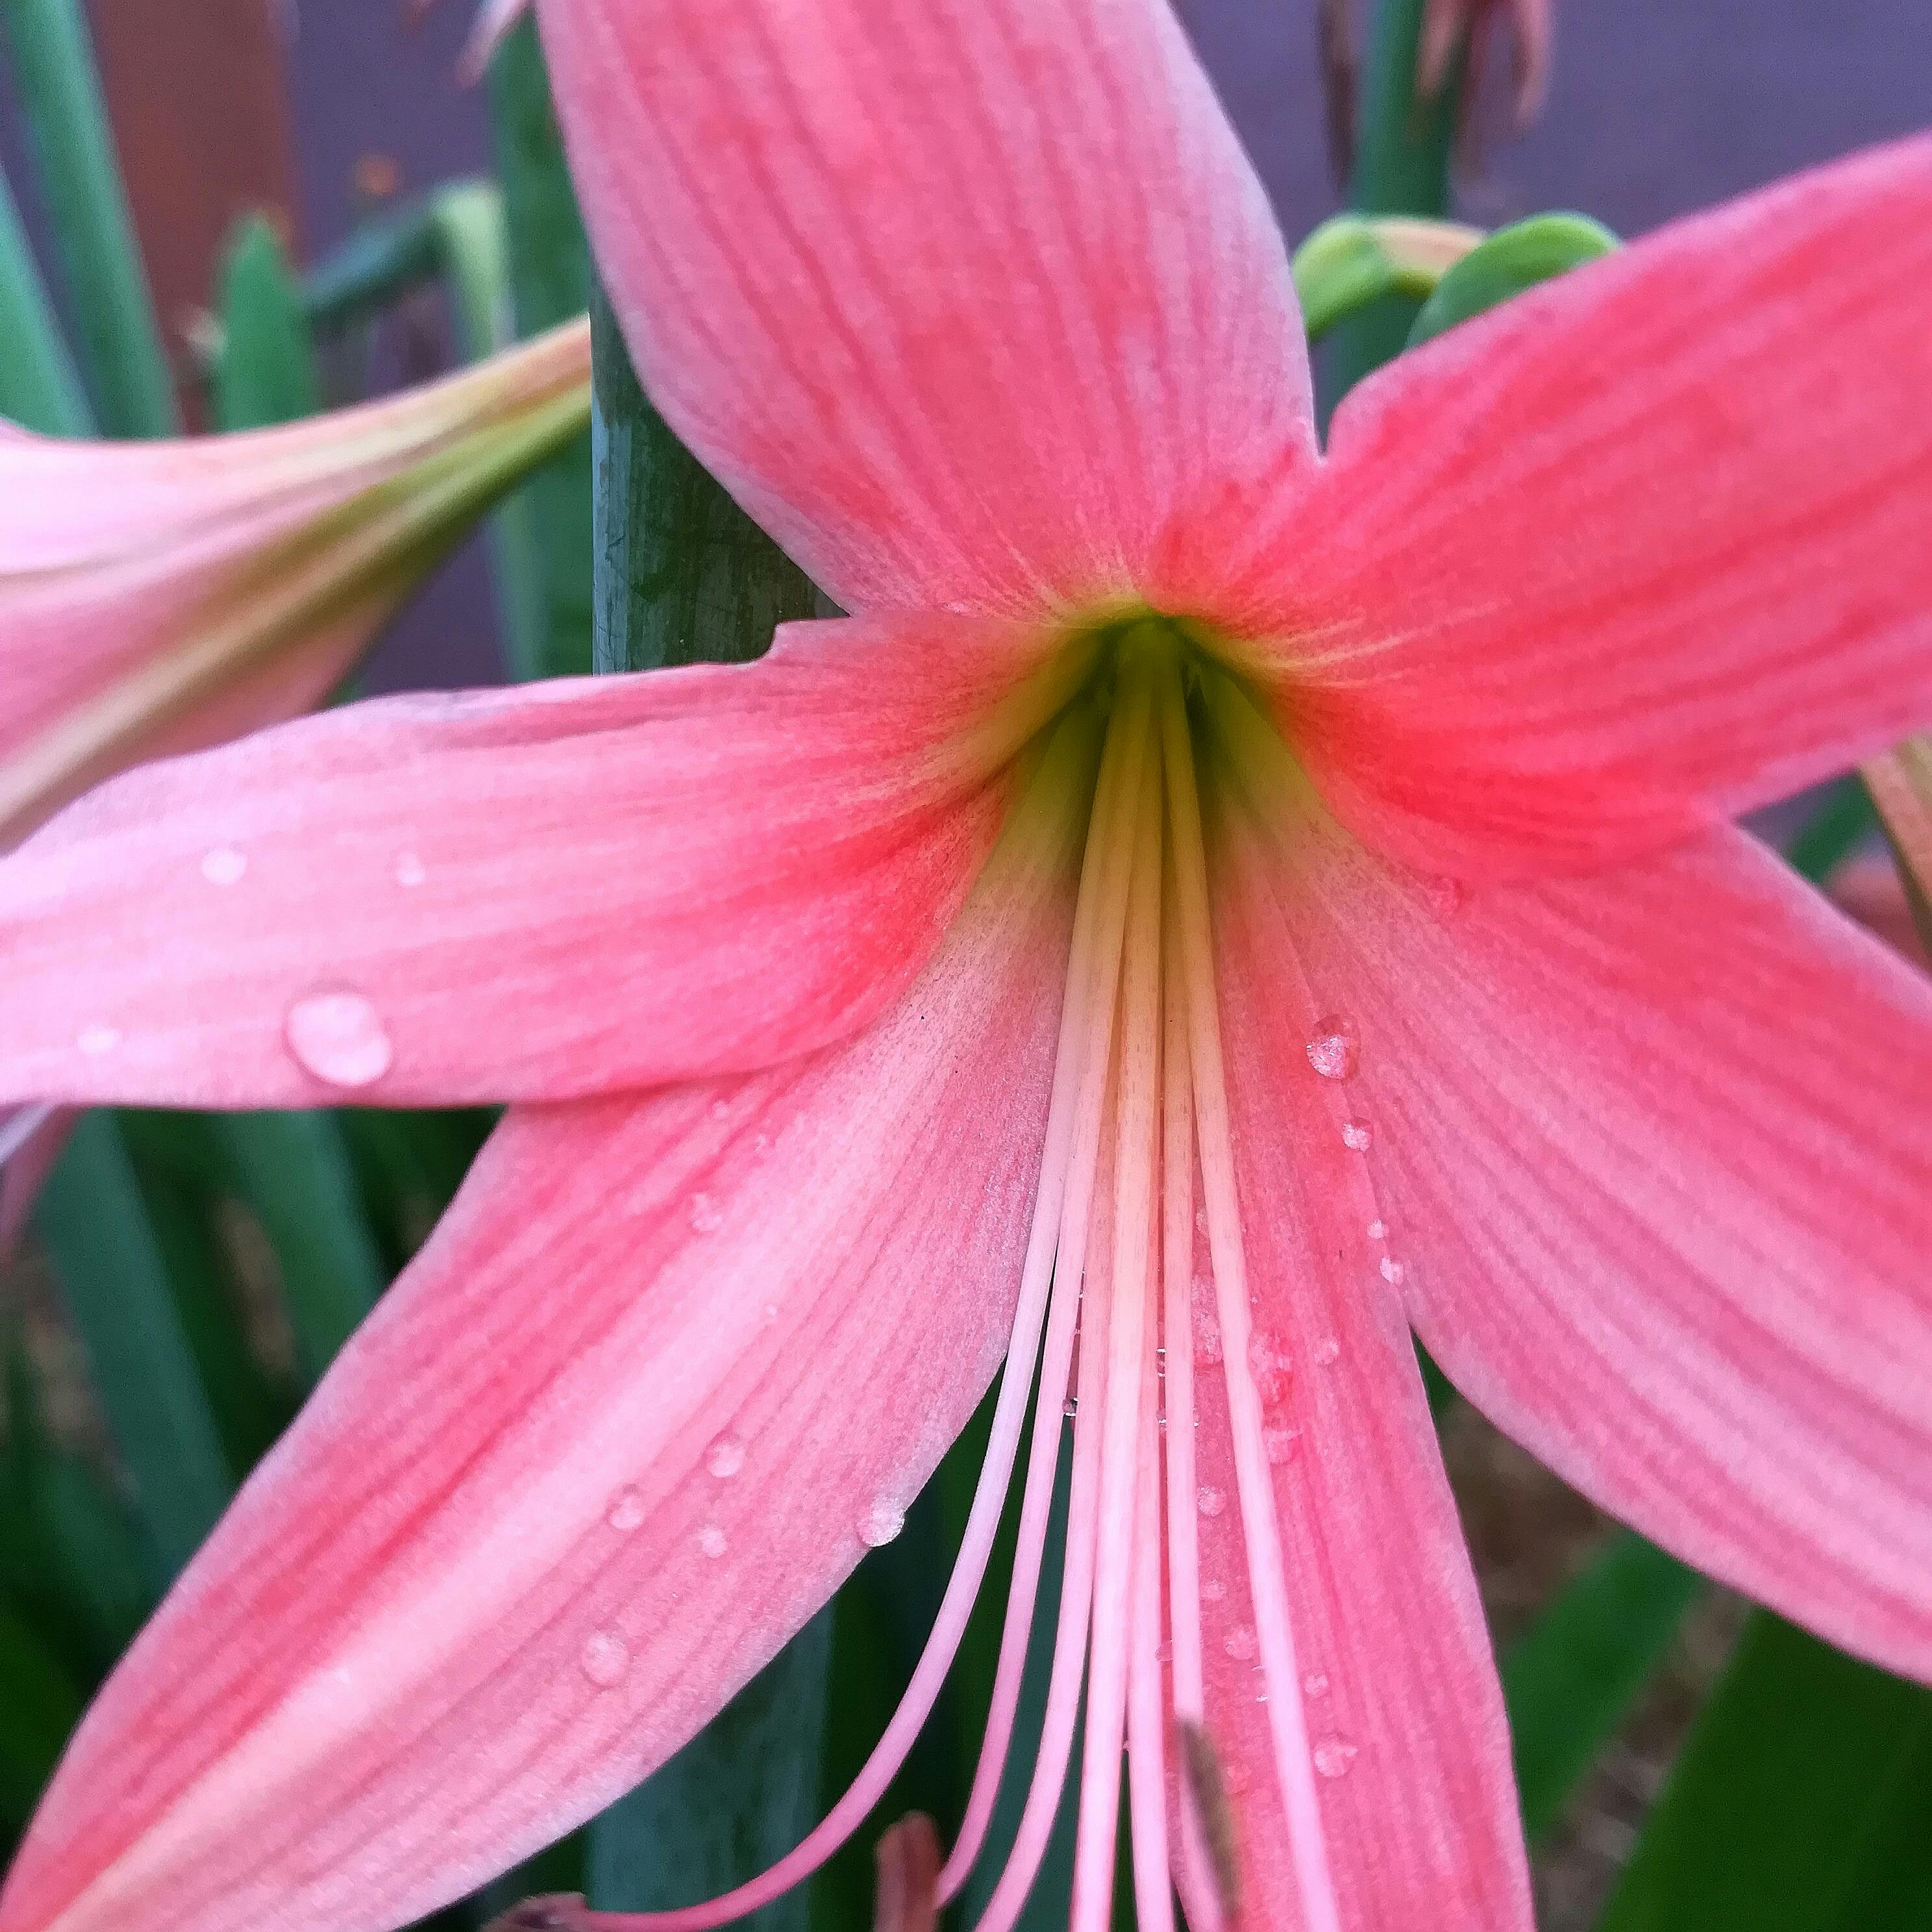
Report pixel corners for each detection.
[539,0,1316,618]
[1252,136,1932,878]
[1177,797,1530,1931]
[1,324,591,843]
[1230,775,1932,1681]
[0,612,1072,1109]
[0,767,1083,1932]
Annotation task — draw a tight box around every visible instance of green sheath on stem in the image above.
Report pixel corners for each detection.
[0,0,178,436]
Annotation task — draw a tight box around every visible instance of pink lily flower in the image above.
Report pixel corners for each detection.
[2,5,1931,1930]
[0,318,589,852]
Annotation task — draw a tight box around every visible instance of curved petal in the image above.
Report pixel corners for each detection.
[1245,135,1932,878]
[1219,730,1932,1681]
[1175,801,1530,1929]
[0,773,1083,1932]
[0,612,1071,1109]
[539,0,1315,618]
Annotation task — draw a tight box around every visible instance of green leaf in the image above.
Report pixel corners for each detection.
[302,197,445,334]
[486,14,595,679]
[1597,1614,1932,1932]
[0,0,178,436]
[212,1112,387,1383]
[1406,212,1620,347]
[587,1613,834,1931]
[591,281,815,676]
[1502,1531,1703,1841]
[0,1592,84,1834]
[1785,776,1879,886]
[32,1113,233,1581]
[0,160,92,433]
[213,214,321,432]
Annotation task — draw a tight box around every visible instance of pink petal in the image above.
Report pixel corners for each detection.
[1174,806,1531,1929]
[0,791,1081,1932]
[1231,784,1932,1681]
[1257,136,1932,879]
[0,612,1056,1109]
[538,0,1315,617]
[1,326,591,843]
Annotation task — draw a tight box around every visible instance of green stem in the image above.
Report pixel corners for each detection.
[0,160,92,433]
[1330,0,1461,397]
[0,0,179,435]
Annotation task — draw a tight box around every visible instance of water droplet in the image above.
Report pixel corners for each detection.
[1222,1624,1257,1661]
[751,1132,772,1155]
[859,1504,906,1548]
[1200,1577,1226,1604]
[1379,1256,1406,1286]
[1313,1338,1341,1368]
[200,847,247,886]
[1249,1333,1294,1407]
[710,1098,732,1121]
[706,1434,746,1479]
[580,1631,629,1688]
[1263,1425,1302,1466]
[605,1485,646,1532]
[1303,1671,1330,1698]
[284,990,393,1088]
[1313,1737,1358,1779]
[1367,1219,1388,1241]
[393,851,427,887]
[77,1022,121,1057]
[1197,1485,1228,1518]
[1424,873,1465,921]
[1341,1118,1372,1152]
[1305,1015,1359,1082]
[697,1524,728,1559]
[1196,1315,1224,1366]
[688,1192,723,1235]
[1062,1396,1078,1420]
[1156,1639,1173,1665]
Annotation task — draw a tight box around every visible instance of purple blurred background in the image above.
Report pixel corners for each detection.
[6,1,1929,689]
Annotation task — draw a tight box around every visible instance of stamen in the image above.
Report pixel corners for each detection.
[1159,660,1343,1932]
[1124,1346,1176,1932]
[1068,730,1166,1932]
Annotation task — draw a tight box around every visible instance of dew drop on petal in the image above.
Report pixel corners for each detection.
[1424,874,1465,921]
[860,1503,906,1548]
[393,852,427,888]
[1249,1332,1293,1407]
[580,1631,630,1689]
[1222,1624,1257,1662]
[1196,1315,1224,1367]
[1201,1577,1226,1604]
[605,1485,646,1533]
[1303,1671,1330,1698]
[1341,1118,1372,1152]
[1367,1219,1388,1241]
[1313,1338,1341,1368]
[200,847,247,886]
[1197,1485,1228,1519]
[284,991,393,1089]
[688,1192,723,1235]
[1313,1737,1358,1779]
[77,1023,121,1057]
[697,1524,728,1559]
[1306,1015,1359,1081]
[706,1433,747,1479]
[1263,1425,1302,1466]
[1062,1396,1078,1420]
[1380,1256,1407,1286]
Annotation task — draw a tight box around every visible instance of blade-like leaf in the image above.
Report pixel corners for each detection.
[487,14,595,678]
[213,214,321,431]
[32,1113,232,1581]
[1597,1613,1932,1932]
[0,1593,84,1836]
[0,160,91,434]
[0,0,178,435]
[1502,1531,1703,1842]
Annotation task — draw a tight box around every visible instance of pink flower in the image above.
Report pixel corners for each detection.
[0,319,589,850]
[2,6,1929,1931]
[1417,0,1554,127]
